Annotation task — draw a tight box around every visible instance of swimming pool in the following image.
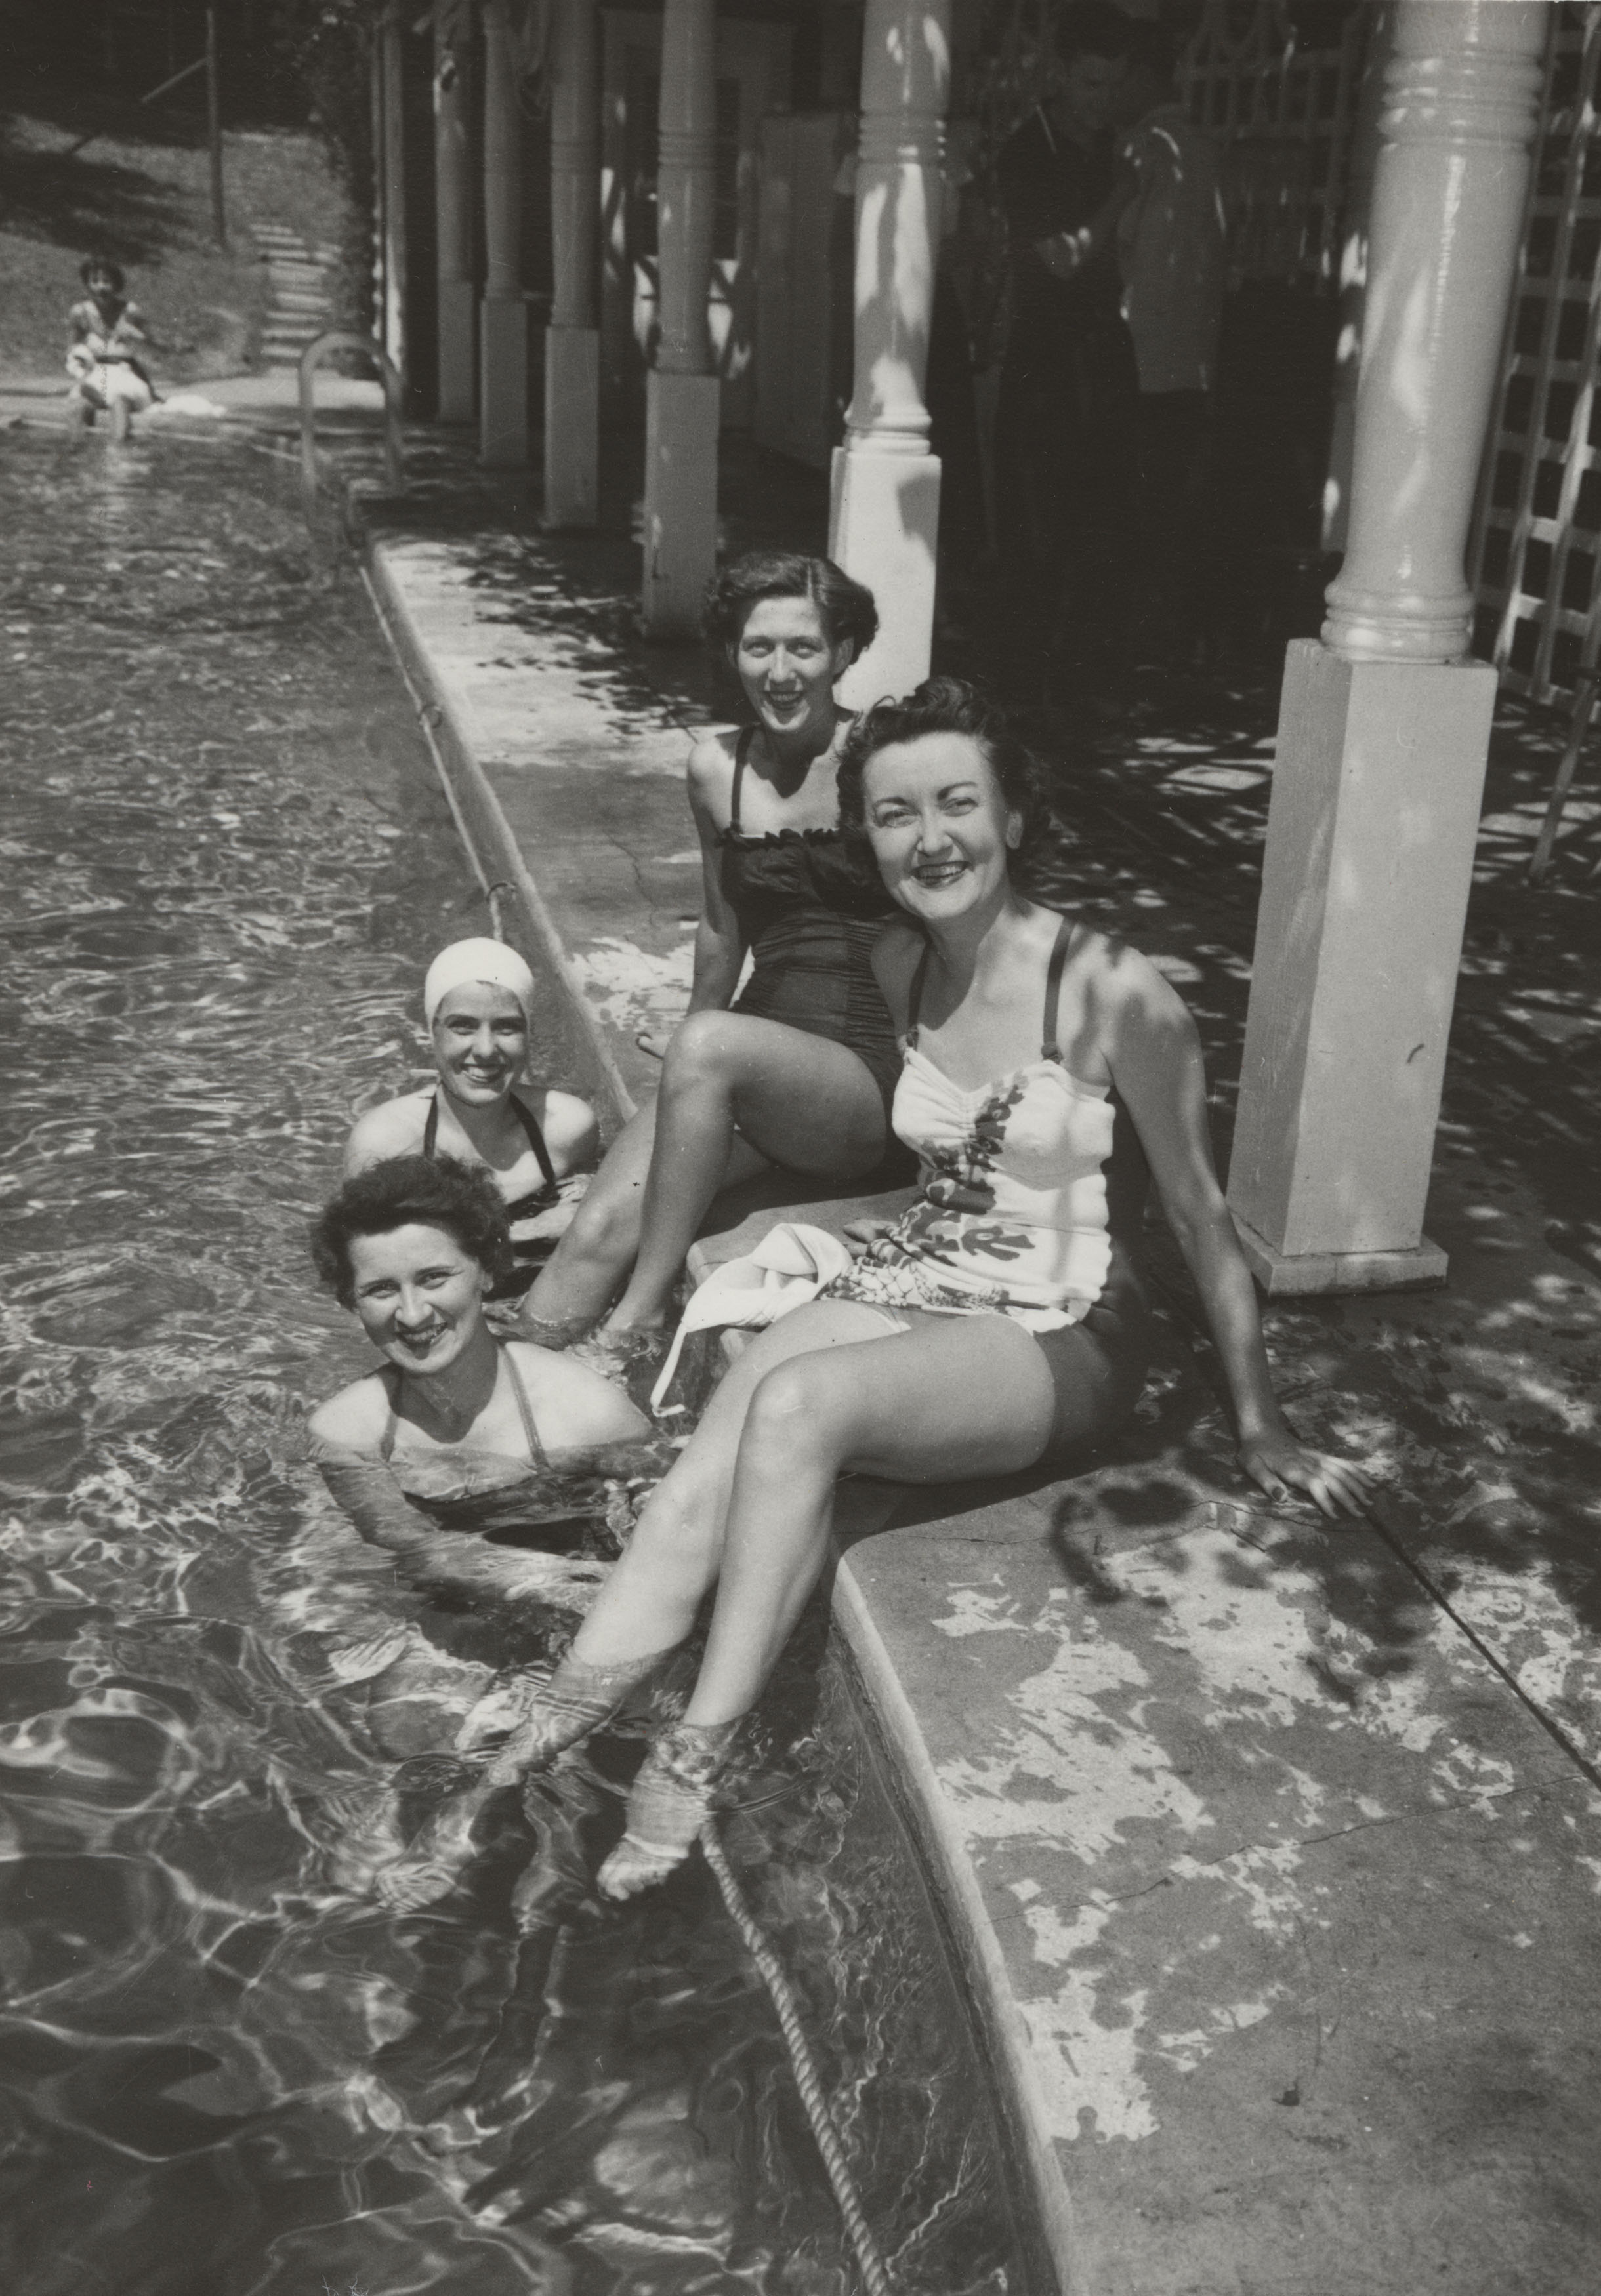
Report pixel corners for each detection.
[0,431,1021,2295]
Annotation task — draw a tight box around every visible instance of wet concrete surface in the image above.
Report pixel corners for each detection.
[361,424,1601,2293]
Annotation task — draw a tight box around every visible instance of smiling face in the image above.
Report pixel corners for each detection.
[430,982,528,1108]
[732,595,850,744]
[861,731,1021,924]
[347,1221,488,1375]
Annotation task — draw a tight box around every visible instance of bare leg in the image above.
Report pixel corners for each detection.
[523,1094,768,1339]
[604,1014,890,1335]
[596,1309,1058,1895]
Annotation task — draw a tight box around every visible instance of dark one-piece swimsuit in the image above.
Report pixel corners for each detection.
[422,1090,560,1300]
[719,726,914,1179]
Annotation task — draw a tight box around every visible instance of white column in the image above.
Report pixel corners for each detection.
[1228,0,1549,1296]
[434,1,476,424]
[480,0,528,467]
[829,1,952,708]
[379,4,408,388]
[642,0,720,636]
[1321,6,1394,554]
[544,0,600,527]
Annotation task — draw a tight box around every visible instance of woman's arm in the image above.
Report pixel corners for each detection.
[537,1088,600,1175]
[310,1439,604,1603]
[1034,160,1141,281]
[684,737,748,1017]
[1102,948,1371,1517]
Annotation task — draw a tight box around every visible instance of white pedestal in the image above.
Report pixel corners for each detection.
[1226,639,1496,1294]
[480,295,528,468]
[642,368,720,637]
[543,324,599,529]
[828,445,942,709]
[437,276,476,425]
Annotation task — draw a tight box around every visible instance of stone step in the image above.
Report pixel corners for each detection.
[272,293,333,315]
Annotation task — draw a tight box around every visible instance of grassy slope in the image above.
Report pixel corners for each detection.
[0,80,356,388]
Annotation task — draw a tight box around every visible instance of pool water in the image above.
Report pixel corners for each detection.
[0,433,1019,2296]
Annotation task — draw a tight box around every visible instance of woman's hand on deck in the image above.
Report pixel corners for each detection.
[1237,1427,1373,1520]
[635,1031,670,1061]
[842,1218,896,1260]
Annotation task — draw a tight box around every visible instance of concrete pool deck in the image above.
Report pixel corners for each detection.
[356,468,1601,2295]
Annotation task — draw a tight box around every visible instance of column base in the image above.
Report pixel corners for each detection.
[437,276,477,425]
[1233,1218,1447,1298]
[480,294,528,468]
[828,444,942,708]
[642,369,720,638]
[543,325,599,529]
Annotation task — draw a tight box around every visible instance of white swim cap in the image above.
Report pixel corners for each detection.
[423,937,537,1028]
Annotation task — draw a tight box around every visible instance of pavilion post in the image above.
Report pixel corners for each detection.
[434,0,477,424]
[379,2,408,389]
[641,0,720,636]
[1228,0,1550,1294]
[828,0,953,707]
[545,0,602,527]
[480,0,529,467]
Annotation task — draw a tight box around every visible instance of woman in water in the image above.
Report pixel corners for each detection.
[522,550,908,1350]
[413,678,1371,1902]
[308,1155,650,1603]
[346,937,598,1297]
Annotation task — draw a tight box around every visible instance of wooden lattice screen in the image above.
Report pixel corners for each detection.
[1177,0,1367,287]
[1468,5,1601,704]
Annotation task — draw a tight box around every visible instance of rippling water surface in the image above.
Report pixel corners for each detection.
[0,435,1017,2295]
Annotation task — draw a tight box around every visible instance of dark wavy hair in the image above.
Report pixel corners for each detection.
[701,551,879,664]
[310,1154,513,1308]
[79,255,125,292]
[836,678,1055,870]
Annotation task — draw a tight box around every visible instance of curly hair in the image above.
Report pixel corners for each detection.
[835,678,1056,870]
[79,255,125,292]
[309,1154,513,1308]
[701,550,879,664]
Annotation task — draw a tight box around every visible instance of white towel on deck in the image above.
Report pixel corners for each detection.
[650,1221,856,1412]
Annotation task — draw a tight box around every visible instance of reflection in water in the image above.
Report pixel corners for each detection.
[0,437,1016,2293]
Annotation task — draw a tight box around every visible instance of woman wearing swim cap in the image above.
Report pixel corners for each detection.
[345,938,598,1298]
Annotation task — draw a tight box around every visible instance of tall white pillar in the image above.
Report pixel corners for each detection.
[642,0,720,636]
[829,1,952,708]
[1228,1,1549,1296]
[379,4,408,389]
[480,0,528,468]
[544,0,600,527]
[434,1,476,424]
[1321,6,1394,554]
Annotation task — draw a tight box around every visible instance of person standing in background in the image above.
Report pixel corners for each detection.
[1117,19,1228,665]
[994,1,1140,693]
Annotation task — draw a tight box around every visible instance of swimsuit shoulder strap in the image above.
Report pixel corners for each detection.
[728,726,755,834]
[421,1092,439,1158]
[1041,918,1075,1064]
[499,1343,548,1469]
[376,1368,400,1462]
[904,938,934,1049]
[510,1094,558,1193]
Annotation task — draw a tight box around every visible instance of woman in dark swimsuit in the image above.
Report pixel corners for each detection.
[522,551,907,1346]
[346,937,598,1298]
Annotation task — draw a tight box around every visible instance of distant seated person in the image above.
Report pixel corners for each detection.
[308,1155,650,1593]
[66,255,160,426]
[345,937,598,1300]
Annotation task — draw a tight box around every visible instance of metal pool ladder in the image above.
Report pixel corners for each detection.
[297,331,404,504]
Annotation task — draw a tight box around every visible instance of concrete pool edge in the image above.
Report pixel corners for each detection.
[364,533,1083,2296]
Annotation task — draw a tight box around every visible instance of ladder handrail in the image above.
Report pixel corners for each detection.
[298,332,404,497]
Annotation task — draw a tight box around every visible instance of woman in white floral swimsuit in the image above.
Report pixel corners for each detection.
[386,678,1371,1907]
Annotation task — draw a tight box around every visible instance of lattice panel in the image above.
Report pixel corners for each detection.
[1177,0,1366,288]
[1469,5,1601,704]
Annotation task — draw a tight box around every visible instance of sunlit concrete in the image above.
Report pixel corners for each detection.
[1230,0,1550,1295]
[480,0,529,468]
[829,0,951,707]
[544,0,600,527]
[642,0,719,635]
[434,2,477,424]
